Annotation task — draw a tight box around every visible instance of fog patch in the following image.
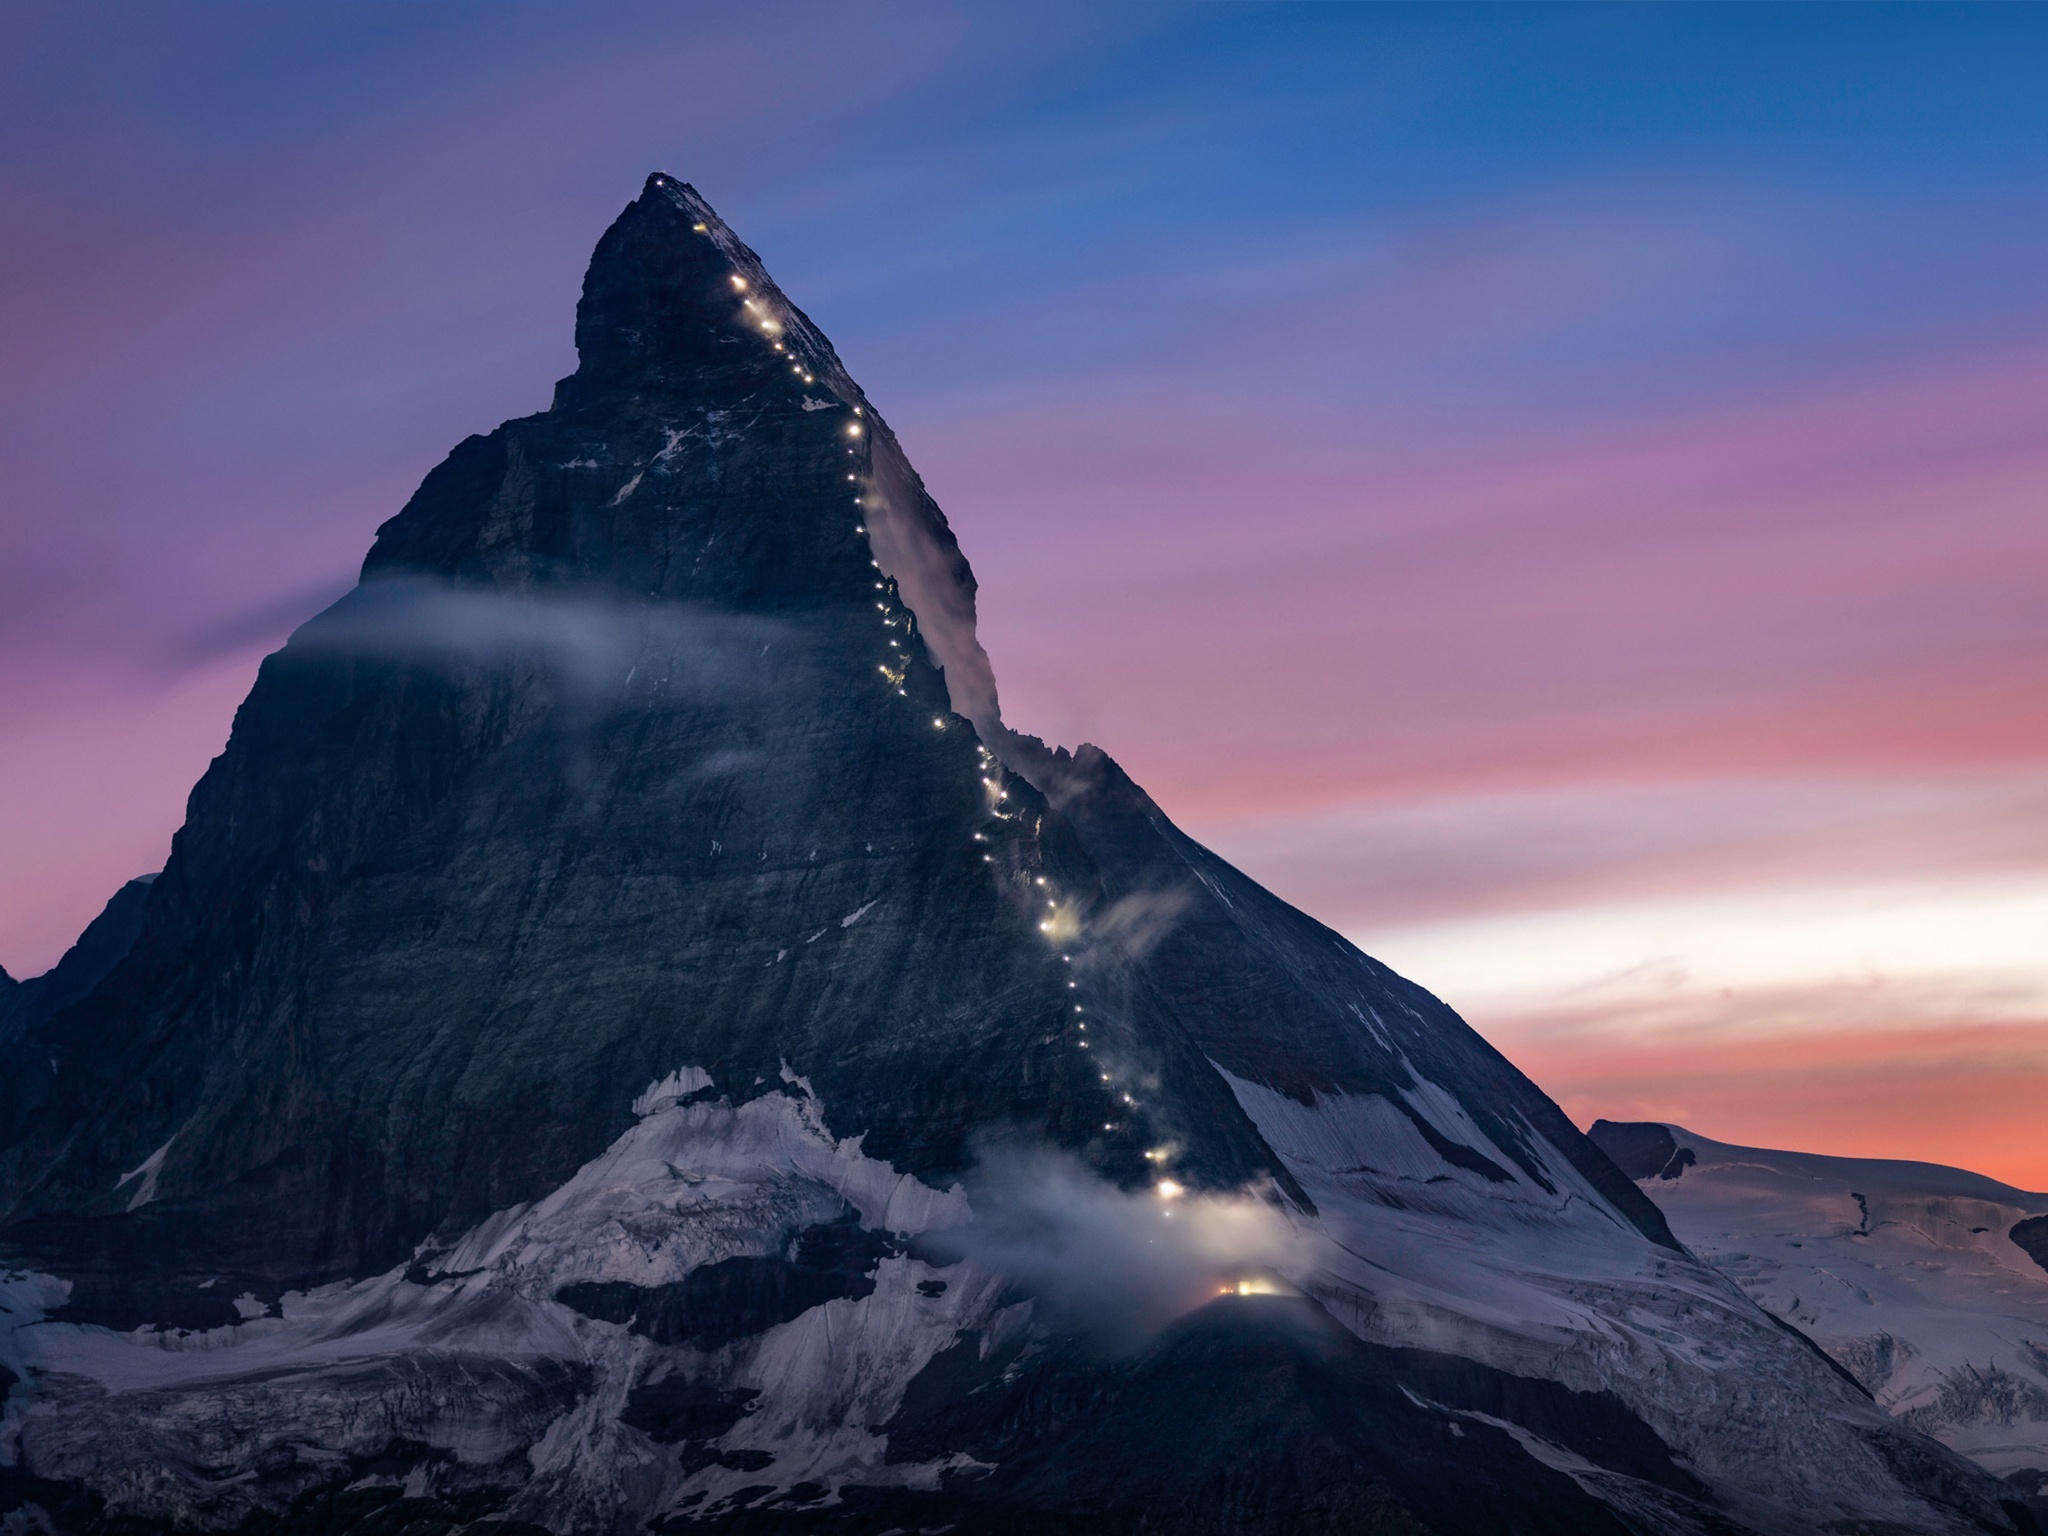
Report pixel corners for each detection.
[1092,886,1196,961]
[167,578,355,670]
[933,1142,1320,1349]
[285,575,786,707]
[687,748,766,780]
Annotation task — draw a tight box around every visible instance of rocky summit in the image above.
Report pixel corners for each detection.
[0,177,2036,1536]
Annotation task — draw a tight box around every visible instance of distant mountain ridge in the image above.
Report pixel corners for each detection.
[0,177,2034,1536]
[1591,1120,2048,1501]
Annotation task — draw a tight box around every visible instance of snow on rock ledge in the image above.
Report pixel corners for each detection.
[1,1073,995,1530]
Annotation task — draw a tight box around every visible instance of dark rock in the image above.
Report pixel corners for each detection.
[1588,1119,1697,1181]
[2013,1216,2048,1276]
[850,1295,1703,1534]
[557,1211,895,1347]
[621,1378,761,1444]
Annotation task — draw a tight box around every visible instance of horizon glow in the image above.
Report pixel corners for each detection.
[4,4,2047,1180]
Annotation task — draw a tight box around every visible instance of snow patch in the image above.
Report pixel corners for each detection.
[2,1068,988,1525]
[115,1135,176,1211]
[1633,1124,2048,1476]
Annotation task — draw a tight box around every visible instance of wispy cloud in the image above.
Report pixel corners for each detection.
[1202,770,2048,1182]
[936,1141,1314,1348]
[1204,770,2048,928]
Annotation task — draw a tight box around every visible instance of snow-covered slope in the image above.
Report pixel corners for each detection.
[0,1068,2018,1535]
[1593,1121,2048,1479]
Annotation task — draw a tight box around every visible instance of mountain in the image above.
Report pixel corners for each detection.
[0,176,2035,1536]
[1591,1121,2048,1494]
[0,876,153,1044]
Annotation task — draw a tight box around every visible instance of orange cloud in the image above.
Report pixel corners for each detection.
[1499,1017,2048,1191]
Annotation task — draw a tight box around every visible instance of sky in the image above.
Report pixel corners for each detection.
[4,2,2047,1181]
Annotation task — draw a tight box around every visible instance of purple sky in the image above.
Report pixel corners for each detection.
[5,3,2048,1178]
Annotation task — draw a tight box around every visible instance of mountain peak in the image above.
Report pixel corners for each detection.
[563,174,852,409]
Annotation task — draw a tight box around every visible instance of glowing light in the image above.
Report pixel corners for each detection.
[933,718,945,729]
[730,276,747,291]
[1144,1148,1169,1162]
[693,223,707,232]
[1226,1278,1281,1297]
[1154,1180,1184,1201]
[846,423,862,438]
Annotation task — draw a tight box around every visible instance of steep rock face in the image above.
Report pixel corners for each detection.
[1591,1119,1699,1182]
[0,179,2033,1536]
[2013,1216,2048,1278]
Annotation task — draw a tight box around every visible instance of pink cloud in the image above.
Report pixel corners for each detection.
[923,337,2048,821]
